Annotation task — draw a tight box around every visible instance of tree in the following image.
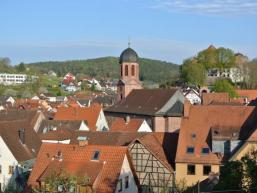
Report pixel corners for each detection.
[214,149,257,193]
[241,149,257,192]
[214,161,244,191]
[212,79,237,98]
[16,62,26,72]
[216,47,235,69]
[244,60,257,89]
[181,58,206,86]
[4,88,18,97]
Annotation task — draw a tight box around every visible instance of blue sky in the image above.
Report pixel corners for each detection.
[1,0,257,65]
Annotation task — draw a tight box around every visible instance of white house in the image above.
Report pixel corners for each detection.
[0,73,27,85]
[54,103,109,131]
[183,89,201,105]
[110,117,152,132]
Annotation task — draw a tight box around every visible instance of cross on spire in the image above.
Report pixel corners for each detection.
[128,36,131,48]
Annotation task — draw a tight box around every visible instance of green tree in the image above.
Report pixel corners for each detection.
[181,58,206,86]
[212,79,237,98]
[241,149,257,192]
[214,149,257,193]
[216,47,235,69]
[16,62,26,72]
[4,88,18,97]
[214,161,244,191]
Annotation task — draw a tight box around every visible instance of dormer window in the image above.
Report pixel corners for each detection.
[186,147,195,154]
[92,151,100,160]
[202,148,210,155]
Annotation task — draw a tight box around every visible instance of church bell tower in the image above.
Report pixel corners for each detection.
[117,45,142,101]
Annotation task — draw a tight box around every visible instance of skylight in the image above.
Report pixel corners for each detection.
[186,147,195,154]
[92,150,100,160]
[202,148,210,154]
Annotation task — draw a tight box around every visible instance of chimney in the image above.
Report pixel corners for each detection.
[125,116,130,124]
[18,128,25,144]
[184,100,191,118]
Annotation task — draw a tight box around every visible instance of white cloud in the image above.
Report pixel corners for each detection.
[151,0,257,15]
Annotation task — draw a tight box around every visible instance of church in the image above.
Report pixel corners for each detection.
[105,46,185,132]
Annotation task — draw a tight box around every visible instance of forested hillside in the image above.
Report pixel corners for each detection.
[26,57,179,83]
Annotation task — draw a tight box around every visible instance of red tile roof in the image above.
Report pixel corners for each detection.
[236,89,257,102]
[110,118,144,132]
[54,104,102,131]
[28,143,132,193]
[0,120,42,162]
[176,105,257,164]
[202,93,229,105]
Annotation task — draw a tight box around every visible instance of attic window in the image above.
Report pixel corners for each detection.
[92,151,100,160]
[202,148,210,155]
[214,130,219,135]
[186,147,195,154]
[191,133,196,139]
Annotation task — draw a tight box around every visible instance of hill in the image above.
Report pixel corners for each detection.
[25,57,179,83]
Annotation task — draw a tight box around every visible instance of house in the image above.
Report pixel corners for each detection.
[183,88,201,105]
[205,46,247,84]
[176,104,257,186]
[202,92,229,105]
[38,131,178,193]
[0,110,45,132]
[128,134,176,193]
[27,143,139,193]
[54,103,109,131]
[63,72,75,82]
[48,70,57,77]
[0,73,27,85]
[110,117,152,132]
[65,82,79,92]
[0,119,42,192]
[37,120,88,144]
[229,128,257,161]
[0,96,15,110]
[105,89,185,132]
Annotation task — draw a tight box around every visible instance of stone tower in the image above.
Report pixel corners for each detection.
[117,47,142,101]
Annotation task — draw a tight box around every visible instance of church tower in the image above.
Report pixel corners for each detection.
[117,46,142,101]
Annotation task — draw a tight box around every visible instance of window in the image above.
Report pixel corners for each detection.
[125,176,129,189]
[191,133,196,140]
[118,179,122,192]
[0,165,1,174]
[125,65,128,76]
[8,166,14,174]
[92,151,100,160]
[131,65,135,76]
[186,147,195,154]
[202,147,210,154]
[203,165,211,176]
[187,165,195,175]
[121,65,123,77]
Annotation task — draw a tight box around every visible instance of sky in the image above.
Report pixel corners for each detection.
[1,0,257,65]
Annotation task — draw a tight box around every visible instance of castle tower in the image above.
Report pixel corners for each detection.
[117,46,142,101]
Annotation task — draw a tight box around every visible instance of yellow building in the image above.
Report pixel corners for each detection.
[176,104,257,186]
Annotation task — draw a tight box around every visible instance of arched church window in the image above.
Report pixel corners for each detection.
[131,65,135,76]
[125,65,128,76]
[121,65,123,76]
